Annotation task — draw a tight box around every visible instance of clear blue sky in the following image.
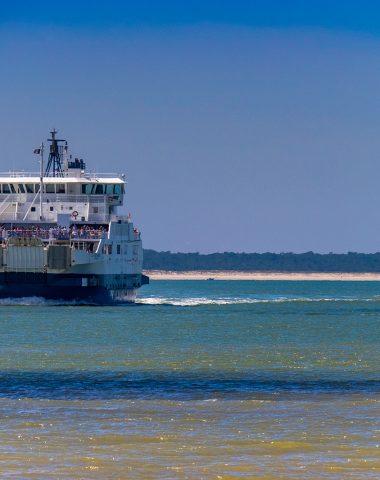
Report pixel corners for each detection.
[2,1,380,253]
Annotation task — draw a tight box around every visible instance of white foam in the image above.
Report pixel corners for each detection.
[136,296,378,306]
[0,295,376,307]
[0,296,90,306]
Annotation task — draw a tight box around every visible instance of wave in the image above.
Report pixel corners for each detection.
[0,370,376,399]
[136,296,380,306]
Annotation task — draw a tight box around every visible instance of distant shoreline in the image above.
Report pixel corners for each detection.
[144,270,380,281]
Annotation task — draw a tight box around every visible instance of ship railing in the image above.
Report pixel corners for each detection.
[0,212,110,223]
[1,228,106,242]
[0,172,44,178]
[0,172,124,179]
[0,194,118,207]
[81,172,124,180]
[0,211,57,222]
[0,193,28,203]
[0,193,108,203]
[55,194,108,203]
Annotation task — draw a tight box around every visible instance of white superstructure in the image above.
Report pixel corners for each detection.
[0,172,125,224]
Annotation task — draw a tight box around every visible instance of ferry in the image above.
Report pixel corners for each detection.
[0,129,148,303]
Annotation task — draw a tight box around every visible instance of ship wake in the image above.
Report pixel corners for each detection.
[136,296,380,306]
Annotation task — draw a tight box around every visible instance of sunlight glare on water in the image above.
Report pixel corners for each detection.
[0,280,379,478]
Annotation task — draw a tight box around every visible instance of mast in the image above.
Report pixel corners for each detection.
[45,128,65,177]
[39,143,44,220]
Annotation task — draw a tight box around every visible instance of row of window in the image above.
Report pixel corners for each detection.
[30,206,56,212]
[0,184,66,194]
[0,183,124,195]
[81,184,124,195]
[102,244,139,256]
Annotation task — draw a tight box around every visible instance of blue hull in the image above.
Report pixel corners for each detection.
[0,272,149,304]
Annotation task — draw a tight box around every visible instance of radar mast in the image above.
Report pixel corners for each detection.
[45,129,66,177]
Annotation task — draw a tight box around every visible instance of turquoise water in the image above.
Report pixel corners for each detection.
[1,280,380,478]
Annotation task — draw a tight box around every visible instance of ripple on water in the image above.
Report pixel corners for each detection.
[0,281,379,478]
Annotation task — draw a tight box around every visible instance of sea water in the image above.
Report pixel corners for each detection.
[0,280,380,478]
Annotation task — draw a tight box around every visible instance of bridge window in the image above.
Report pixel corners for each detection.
[10,184,16,193]
[2,184,10,194]
[94,184,104,194]
[57,184,65,193]
[105,184,124,195]
[82,184,98,195]
[81,183,124,195]
[18,184,25,193]
[45,184,55,194]
[25,184,34,193]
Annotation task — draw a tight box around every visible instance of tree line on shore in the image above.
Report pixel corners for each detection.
[143,249,380,272]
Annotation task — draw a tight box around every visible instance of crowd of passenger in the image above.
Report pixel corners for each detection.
[1,224,107,241]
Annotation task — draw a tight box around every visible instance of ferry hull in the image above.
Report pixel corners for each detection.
[0,272,149,304]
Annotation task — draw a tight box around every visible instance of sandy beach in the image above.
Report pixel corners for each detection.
[144,270,380,281]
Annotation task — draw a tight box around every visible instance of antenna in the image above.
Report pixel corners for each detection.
[45,128,66,177]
